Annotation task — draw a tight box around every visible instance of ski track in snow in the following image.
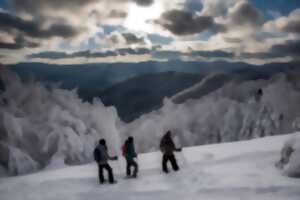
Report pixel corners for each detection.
[1,134,300,200]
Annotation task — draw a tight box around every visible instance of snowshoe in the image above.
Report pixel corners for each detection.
[124,175,136,179]
[132,174,137,178]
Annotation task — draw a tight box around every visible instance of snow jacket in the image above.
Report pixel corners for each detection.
[160,134,176,155]
[95,144,110,165]
[125,141,137,161]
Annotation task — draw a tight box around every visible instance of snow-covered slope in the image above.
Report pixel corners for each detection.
[1,133,299,200]
[171,72,233,104]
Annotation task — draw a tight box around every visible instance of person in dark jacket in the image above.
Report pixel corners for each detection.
[94,139,118,184]
[124,136,138,178]
[160,130,181,173]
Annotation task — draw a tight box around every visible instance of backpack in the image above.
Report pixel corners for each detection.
[121,143,127,157]
[94,147,101,162]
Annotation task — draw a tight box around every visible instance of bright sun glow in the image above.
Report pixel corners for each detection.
[124,2,164,33]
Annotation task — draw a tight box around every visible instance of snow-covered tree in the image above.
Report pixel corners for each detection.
[276,135,300,178]
[0,68,122,175]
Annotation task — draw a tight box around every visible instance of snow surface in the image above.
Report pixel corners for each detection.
[1,133,300,200]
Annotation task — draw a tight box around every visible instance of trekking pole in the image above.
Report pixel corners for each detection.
[174,135,189,168]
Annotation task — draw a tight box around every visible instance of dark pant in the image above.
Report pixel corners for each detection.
[126,159,138,176]
[98,163,114,183]
[162,154,179,173]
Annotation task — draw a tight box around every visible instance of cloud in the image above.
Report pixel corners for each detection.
[106,32,146,47]
[11,0,98,14]
[0,11,80,39]
[0,34,39,49]
[122,33,146,45]
[200,0,235,17]
[28,48,152,60]
[279,9,300,34]
[264,9,300,34]
[229,0,264,27]
[108,10,128,18]
[240,39,300,59]
[0,42,24,50]
[132,0,154,7]
[192,1,269,57]
[283,20,300,34]
[118,48,151,55]
[108,34,122,45]
[223,37,243,43]
[6,0,129,52]
[1,0,299,65]
[10,0,130,26]
[270,39,300,57]
[157,9,225,35]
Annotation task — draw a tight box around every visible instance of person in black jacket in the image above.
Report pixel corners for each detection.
[94,139,118,184]
[160,130,182,173]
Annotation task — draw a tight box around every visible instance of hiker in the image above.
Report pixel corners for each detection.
[160,130,182,173]
[94,139,118,184]
[122,136,138,178]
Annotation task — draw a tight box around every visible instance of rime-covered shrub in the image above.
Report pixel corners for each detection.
[0,68,122,175]
[276,135,300,178]
[124,74,300,152]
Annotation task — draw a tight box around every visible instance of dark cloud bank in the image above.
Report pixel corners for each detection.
[0,11,79,39]
[157,9,225,35]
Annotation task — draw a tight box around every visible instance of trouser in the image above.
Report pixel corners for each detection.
[126,159,138,176]
[98,163,114,183]
[162,154,179,173]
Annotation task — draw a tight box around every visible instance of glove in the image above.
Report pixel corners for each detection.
[112,156,118,160]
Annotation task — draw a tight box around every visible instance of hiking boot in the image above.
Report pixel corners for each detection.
[132,174,137,178]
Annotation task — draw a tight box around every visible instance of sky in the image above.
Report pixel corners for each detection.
[0,0,299,65]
